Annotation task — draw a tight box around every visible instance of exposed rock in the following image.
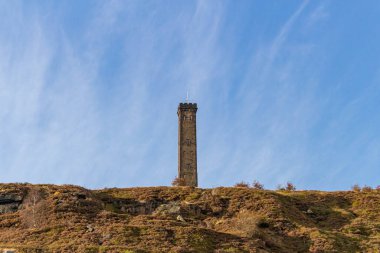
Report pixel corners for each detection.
[176,215,185,222]
[86,224,94,232]
[124,200,159,214]
[153,201,181,216]
[0,193,23,214]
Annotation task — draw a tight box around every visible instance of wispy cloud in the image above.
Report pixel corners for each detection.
[0,2,112,186]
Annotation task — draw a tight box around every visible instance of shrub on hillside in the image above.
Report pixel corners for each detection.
[376,185,380,191]
[234,181,250,188]
[172,177,187,187]
[362,185,372,192]
[285,182,296,191]
[252,180,264,190]
[351,184,361,192]
[276,184,286,191]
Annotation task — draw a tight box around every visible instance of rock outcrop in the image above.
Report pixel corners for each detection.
[0,194,23,214]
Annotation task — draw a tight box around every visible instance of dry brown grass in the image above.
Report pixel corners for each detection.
[0,184,379,252]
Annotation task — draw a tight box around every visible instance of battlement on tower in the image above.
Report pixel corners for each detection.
[178,103,198,112]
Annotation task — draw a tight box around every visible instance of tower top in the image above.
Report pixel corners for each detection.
[178,102,197,108]
[178,103,198,113]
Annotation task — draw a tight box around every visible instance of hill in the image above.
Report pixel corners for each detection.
[0,184,379,252]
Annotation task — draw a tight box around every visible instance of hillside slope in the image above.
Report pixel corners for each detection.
[0,184,379,252]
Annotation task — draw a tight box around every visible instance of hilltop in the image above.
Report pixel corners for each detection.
[0,184,379,252]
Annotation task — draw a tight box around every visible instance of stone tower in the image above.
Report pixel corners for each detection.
[178,102,198,187]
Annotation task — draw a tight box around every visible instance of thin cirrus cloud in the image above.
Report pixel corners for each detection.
[0,1,380,190]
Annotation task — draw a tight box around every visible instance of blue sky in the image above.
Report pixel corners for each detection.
[1,1,380,190]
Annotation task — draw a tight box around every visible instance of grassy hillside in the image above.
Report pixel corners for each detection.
[0,184,379,252]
